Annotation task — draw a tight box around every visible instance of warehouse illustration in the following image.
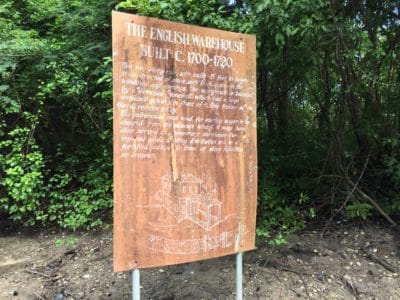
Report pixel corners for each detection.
[160,173,222,230]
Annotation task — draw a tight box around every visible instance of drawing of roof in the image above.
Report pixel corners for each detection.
[180,174,201,182]
[162,173,201,183]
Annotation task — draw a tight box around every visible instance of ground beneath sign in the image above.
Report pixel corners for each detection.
[0,222,399,299]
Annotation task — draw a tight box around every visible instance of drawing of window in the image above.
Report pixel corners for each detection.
[181,201,186,214]
[186,199,196,216]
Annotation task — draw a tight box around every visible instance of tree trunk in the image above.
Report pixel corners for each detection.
[260,68,275,134]
[278,45,289,140]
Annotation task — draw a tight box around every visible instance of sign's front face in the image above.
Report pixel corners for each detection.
[112,11,257,271]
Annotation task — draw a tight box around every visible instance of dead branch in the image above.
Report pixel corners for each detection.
[342,275,361,300]
[33,293,45,300]
[24,269,53,278]
[345,177,398,228]
[260,260,315,276]
[361,250,398,273]
[24,267,62,282]
[322,153,371,236]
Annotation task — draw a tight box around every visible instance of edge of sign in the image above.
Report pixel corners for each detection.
[111,10,257,40]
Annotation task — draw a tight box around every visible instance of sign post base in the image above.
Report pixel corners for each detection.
[132,269,140,300]
[236,252,243,300]
[130,253,243,299]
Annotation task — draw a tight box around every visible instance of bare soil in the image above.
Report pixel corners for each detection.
[1,222,399,299]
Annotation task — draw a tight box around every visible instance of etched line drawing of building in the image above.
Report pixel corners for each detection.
[160,173,222,230]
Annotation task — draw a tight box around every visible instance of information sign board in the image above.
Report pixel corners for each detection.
[112,11,257,271]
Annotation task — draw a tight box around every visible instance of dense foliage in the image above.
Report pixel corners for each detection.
[1,1,399,241]
[0,0,115,229]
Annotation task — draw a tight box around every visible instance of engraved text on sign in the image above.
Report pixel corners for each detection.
[113,11,257,271]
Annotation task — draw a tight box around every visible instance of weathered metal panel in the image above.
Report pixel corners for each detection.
[112,11,257,271]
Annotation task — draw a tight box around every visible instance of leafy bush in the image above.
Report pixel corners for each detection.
[345,201,373,221]
[0,125,46,225]
[0,0,114,229]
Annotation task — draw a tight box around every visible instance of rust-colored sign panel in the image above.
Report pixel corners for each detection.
[112,11,257,271]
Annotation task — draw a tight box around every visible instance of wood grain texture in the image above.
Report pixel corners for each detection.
[112,11,257,272]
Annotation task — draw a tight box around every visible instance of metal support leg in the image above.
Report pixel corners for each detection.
[132,269,140,300]
[236,252,243,300]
